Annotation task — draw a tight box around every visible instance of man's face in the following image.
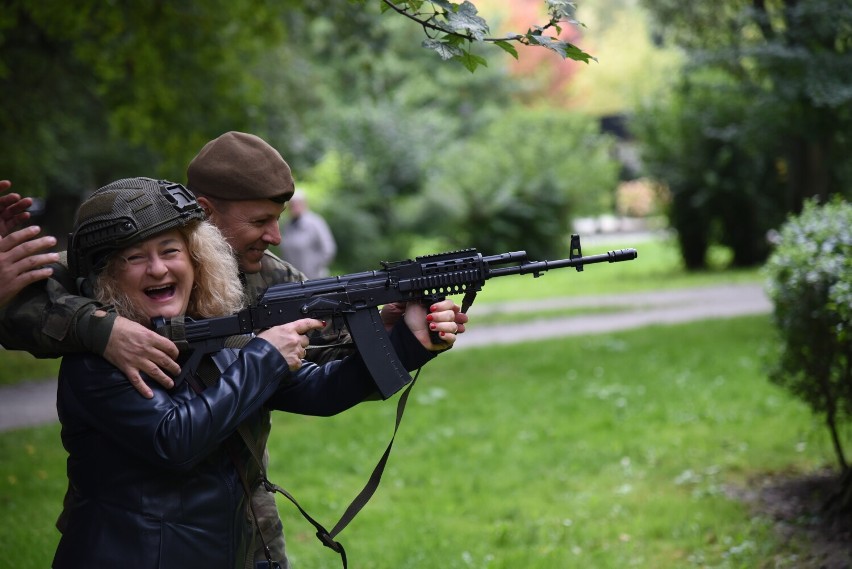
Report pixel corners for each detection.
[199,197,285,274]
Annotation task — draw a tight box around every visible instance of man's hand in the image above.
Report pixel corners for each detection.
[0,225,59,306]
[380,302,407,332]
[0,180,37,237]
[103,315,181,398]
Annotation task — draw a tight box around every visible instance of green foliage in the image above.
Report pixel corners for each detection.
[369,0,593,72]
[2,0,601,260]
[636,0,852,270]
[7,0,586,195]
[632,70,788,269]
[0,0,298,196]
[272,4,542,272]
[414,107,618,260]
[0,316,833,567]
[764,198,852,480]
[0,351,60,386]
[301,101,461,270]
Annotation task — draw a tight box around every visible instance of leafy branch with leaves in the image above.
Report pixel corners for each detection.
[363,0,593,71]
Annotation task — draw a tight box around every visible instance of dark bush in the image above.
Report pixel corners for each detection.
[632,71,788,270]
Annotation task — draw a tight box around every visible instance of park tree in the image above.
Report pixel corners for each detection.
[1,0,592,195]
[248,3,514,269]
[0,0,295,195]
[634,0,852,269]
[256,2,608,270]
[412,106,618,261]
[631,70,788,268]
[257,4,619,270]
[1,0,596,249]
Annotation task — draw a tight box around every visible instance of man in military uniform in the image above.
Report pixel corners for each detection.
[0,132,351,569]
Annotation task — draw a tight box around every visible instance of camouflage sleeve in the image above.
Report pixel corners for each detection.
[252,251,355,365]
[0,254,116,358]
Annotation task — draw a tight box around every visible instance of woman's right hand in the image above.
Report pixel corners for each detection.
[257,318,325,371]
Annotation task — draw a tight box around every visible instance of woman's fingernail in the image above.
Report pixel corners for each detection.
[430,323,437,330]
[426,314,434,322]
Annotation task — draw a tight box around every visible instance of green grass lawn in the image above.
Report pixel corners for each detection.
[0,315,832,568]
[0,351,60,387]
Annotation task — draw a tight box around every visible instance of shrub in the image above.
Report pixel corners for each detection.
[764,197,852,508]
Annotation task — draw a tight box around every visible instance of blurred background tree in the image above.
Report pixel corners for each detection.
[259,1,638,267]
[1,0,618,267]
[0,0,294,194]
[633,0,852,269]
[12,0,846,273]
[631,70,789,269]
[410,107,618,260]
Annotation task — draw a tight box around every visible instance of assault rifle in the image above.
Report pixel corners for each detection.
[155,235,637,397]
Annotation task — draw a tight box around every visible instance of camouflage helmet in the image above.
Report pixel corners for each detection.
[68,177,205,280]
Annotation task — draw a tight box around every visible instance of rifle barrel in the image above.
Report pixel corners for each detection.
[486,248,638,278]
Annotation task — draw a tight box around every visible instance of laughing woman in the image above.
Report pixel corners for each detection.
[52,177,462,569]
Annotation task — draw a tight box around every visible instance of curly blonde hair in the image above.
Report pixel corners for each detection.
[94,220,245,325]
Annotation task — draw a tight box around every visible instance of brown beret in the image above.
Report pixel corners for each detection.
[186,131,294,203]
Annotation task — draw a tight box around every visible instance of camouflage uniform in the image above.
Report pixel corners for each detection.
[0,249,353,569]
[0,251,116,357]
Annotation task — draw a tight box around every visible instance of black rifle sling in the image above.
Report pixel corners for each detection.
[328,369,419,538]
[259,370,421,567]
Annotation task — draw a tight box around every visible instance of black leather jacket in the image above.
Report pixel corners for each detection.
[52,322,434,569]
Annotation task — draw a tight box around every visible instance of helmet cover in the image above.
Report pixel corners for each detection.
[68,177,205,280]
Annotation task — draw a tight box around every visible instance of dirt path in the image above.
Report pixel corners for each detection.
[460,282,770,348]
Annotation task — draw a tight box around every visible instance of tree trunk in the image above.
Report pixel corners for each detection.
[786,130,834,213]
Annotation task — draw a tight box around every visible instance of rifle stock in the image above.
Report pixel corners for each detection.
[156,234,638,398]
